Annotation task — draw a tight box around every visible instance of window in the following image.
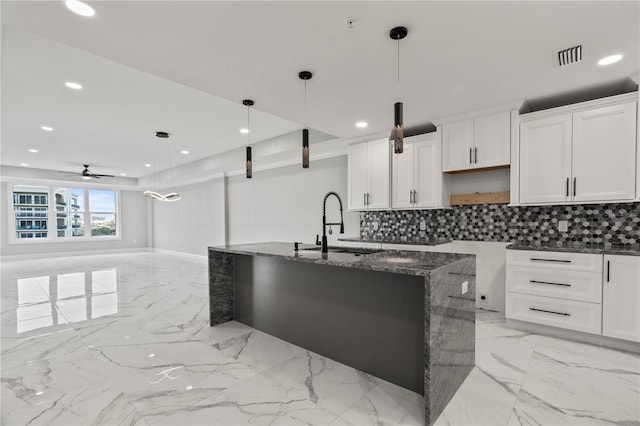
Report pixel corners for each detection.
[9,184,119,243]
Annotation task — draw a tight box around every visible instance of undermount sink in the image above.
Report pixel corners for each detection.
[301,246,384,255]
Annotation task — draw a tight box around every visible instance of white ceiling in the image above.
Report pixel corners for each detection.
[1,1,638,179]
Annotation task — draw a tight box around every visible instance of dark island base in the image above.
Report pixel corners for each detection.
[235,254,425,394]
[209,248,475,426]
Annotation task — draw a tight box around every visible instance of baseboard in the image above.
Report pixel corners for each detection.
[152,248,208,261]
[507,318,640,354]
[1,247,152,262]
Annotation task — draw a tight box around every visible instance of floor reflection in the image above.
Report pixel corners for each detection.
[15,268,118,334]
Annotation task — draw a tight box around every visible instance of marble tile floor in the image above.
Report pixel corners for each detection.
[1,252,639,425]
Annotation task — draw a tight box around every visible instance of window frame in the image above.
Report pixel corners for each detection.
[8,182,121,244]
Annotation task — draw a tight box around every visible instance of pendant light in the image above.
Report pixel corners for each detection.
[299,71,312,169]
[243,99,254,179]
[389,26,408,154]
[143,131,181,202]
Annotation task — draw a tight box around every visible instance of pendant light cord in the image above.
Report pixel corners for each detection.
[397,38,400,102]
[247,104,251,146]
[304,80,308,128]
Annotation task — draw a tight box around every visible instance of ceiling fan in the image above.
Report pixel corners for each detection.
[74,164,115,179]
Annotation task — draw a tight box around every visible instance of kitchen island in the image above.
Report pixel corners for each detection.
[209,242,476,426]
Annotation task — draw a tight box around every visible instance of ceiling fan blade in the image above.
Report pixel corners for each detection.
[90,174,114,178]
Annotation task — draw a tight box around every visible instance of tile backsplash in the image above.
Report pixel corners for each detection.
[361,203,640,246]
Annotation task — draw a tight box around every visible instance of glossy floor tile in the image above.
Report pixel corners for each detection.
[2,251,639,425]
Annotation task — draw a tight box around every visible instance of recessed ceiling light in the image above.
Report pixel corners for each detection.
[119,173,127,176]
[28,149,39,153]
[41,126,54,132]
[82,176,92,180]
[240,128,250,134]
[21,163,29,167]
[65,0,95,17]
[598,54,623,66]
[65,81,83,90]
[180,150,189,155]
[144,164,152,168]
[356,121,368,128]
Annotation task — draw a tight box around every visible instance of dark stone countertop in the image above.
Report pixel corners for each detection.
[338,236,452,246]
[209,242,474,277]
[506,242,640,256]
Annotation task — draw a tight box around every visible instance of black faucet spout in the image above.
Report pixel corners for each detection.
[322,191,345,253]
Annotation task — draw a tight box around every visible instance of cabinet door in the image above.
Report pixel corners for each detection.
[442,120,473,172]
[474,111,511,168]
[366,138,390,209]
[602,255,640,342]
[572,102,637,202]
[347,142,368,210]
[414,140,439,208]
[392,143,414,209]
[519,114,572,204]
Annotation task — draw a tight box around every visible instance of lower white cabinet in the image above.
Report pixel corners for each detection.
[506,292,602,335]
[602,255,640,343]
[506,250,640,342]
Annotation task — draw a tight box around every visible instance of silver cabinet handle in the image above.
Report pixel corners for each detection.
[529,307,570,317]
[409,190,413,204]
[413,190,417,204]
[366,193,370,205]
[530,258,572,263]
[364,193,366,206]
[606,260,610,282]
[474,147,478,164]
[566,178,569,197]
[573,177,577,197]
[529,280,571,287]
[469,147,472,164]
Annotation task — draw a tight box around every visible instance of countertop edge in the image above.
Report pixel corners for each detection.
[209,244,475,277]
[506,243,640,256]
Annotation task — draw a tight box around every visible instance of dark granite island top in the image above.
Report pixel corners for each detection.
[209,242,476,426]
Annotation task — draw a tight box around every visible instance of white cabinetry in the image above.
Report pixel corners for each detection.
[602,255,640,343]
[519,96,637,205]
[507,249,640,343]
[506,250,603,335]
[348,138,390,210]
[442,111,510,172]
[392,133,447,209]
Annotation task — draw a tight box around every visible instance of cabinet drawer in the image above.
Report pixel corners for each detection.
[505,292,601,335]
[506,250,602,273]
[506,266,602,303]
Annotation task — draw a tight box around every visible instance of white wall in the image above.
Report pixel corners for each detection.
[0,182,149,258]
[226,155,360,246]
[152,179,226,256]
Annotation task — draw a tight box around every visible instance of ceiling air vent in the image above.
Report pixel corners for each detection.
[555,44,583,67]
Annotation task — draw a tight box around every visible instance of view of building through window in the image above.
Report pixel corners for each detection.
[11,185,118,241]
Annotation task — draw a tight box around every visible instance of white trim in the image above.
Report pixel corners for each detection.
[0,172,140,191]
[507,318,640,353]
[433,101,524,125]
[519,92,638,122]
[0,248,152,262]
[152,248,208,261]
[225,148,348,178]
[509,109,520,205]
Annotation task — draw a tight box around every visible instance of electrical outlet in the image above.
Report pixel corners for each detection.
[461,281,468,295]
[558,220,568,232]
[420,220,427,231]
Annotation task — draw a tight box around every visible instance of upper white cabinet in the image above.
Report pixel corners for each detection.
[519,95,637,205]
[392,133,447,209]
[348,138,390,210]
[602,255,640,343]
[442,111,511,172]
